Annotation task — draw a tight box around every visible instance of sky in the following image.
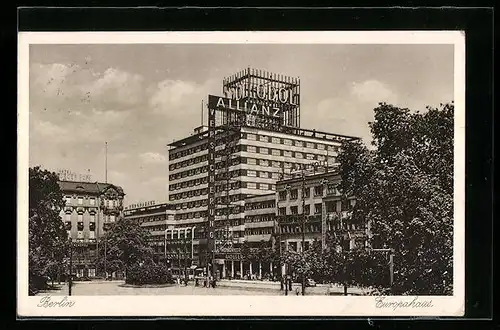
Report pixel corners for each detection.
[29,43,454,205]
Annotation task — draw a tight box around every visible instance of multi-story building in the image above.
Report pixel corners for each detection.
[123,201,176,260]
[167,68,360,275]
[276,170,365,257]
[58,180,125,278]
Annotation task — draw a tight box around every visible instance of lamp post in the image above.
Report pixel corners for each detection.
[68,238,73,296]
[301,173,306,296]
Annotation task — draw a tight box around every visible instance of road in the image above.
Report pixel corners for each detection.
[35,280,360,296]
[35,281,283,296]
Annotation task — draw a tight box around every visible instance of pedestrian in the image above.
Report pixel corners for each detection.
[295,287,300,296]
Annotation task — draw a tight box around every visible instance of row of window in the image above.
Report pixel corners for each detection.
[245,200,276,210]
[169,146,337,173]
[137,216,167,224]
[65,221,96,231]
[64,214,116,222]
[173,206,245,220]
[245,228,273,236]
[169,132,340,161]
[245,214,275,223]
[170,181,278,201]
[278,204,322,216]
[65,196,118,207]
[169,133,244,160]
[245,133,340,152]
[171,193,246,207]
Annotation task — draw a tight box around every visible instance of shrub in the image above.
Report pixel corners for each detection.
[126,262,172,285]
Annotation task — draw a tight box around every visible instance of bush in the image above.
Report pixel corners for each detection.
[126,262,172,285]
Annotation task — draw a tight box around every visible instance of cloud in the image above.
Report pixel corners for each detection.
[34,120,68,137]
[139,152,167,164]
[350,80,398,105]
[31,63,145,112]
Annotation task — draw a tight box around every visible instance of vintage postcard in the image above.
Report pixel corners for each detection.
[18,31,465,317]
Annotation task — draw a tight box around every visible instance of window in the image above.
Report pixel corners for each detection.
[283,139,292,146]
[279,191,287,201]
[303,188,310,198]
[272,161,281,168]
[283,150,292,157]
[259,135,268,142]
[306,153,315,160]
[259,159,269,167]
[272,137,280,144]
[290,189,298,200]
[317,155,326,161]
[247,158,257,165]
[270,184,276,191]
[284,162,292,169]
[78,197,83,205]
[259,171,268,178]
[279,207,286,216]
[260,183,269,190]
[110,215,115,222]
[247,133,257,141]
[317,144,325,150]
[314,203,323,214]
[247,170,257,177]
[314,186,323,196]
[259,147,269,154]
[271,172,280,179]
[247,182,257,189]
[328,156,336,164]
[291,206,298,215]
[304,204,311,215]
[295,152,303,159]
[306,142,315,149]
[90,198,95,206]
[247,145,256,153]
[272,149,281,156]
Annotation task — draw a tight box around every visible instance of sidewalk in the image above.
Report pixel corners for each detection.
[217,279,371,295]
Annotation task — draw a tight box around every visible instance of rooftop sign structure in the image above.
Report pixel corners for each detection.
[57,169,93,182]
[208,67,301,130]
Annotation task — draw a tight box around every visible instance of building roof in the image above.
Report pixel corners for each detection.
[58,180,125,196]
[168,124,360,148]
[245,193,276,203]
[277,170,341,186]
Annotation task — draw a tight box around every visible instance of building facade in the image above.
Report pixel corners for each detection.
[167,68,360,274]
[123,201,176,260]
[58,180,125,278]
[276,171,365,256]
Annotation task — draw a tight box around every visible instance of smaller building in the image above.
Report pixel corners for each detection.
[276,170,366,257]
[58,180,125,278]
[123,202,176,261]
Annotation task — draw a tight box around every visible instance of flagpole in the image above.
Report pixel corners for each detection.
[105,142,108,183]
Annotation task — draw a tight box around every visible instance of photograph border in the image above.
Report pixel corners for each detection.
[18,30,466,318]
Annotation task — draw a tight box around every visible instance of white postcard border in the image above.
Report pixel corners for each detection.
[17,31,465,317]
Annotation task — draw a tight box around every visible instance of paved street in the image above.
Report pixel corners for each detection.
[35,281,282,296]
[35,280,364,296]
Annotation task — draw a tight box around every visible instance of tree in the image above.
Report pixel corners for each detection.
[338,102,454,295]
[95,218,154,278]
[29,166,68,294]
